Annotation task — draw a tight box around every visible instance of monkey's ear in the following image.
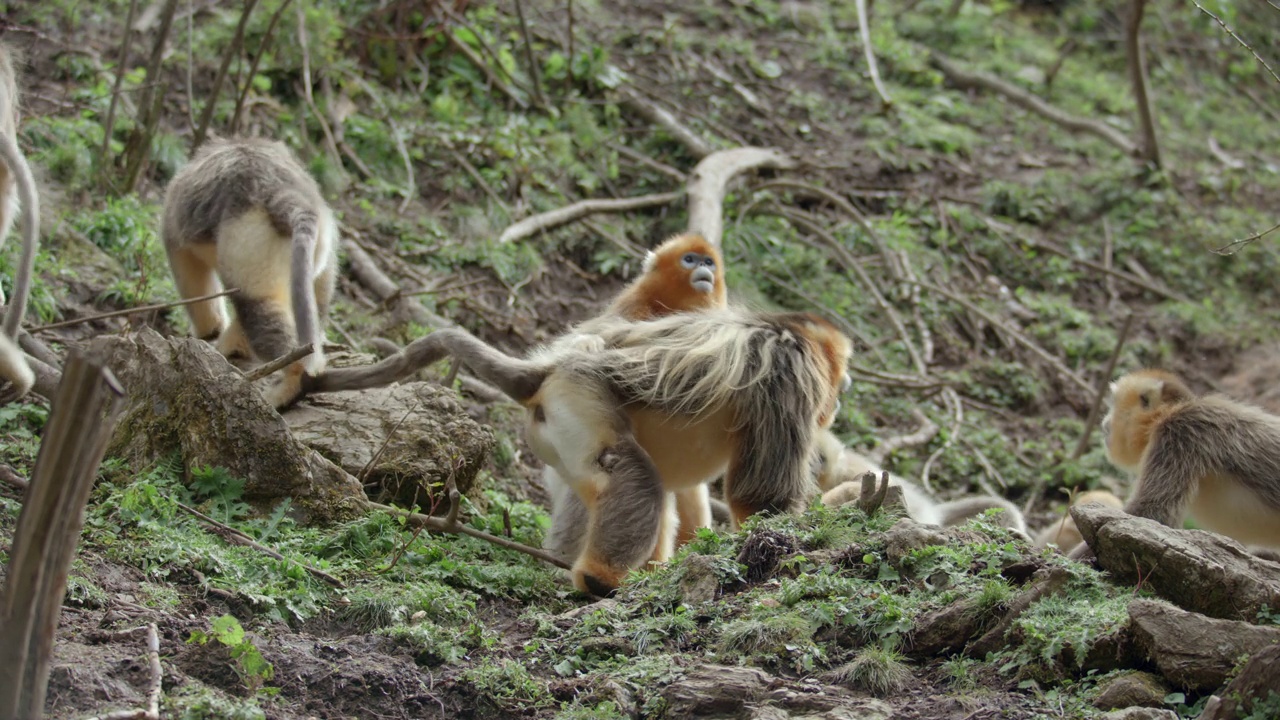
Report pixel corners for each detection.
[1140,385,1160,409]
[641,250,659,274]
[1161,379,1194,404]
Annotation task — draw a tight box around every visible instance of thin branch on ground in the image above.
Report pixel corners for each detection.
[174,501,346,588]
[617,86,714,159]
[920,388,963,494]
[242,345,315,382]
[981,215,1190,303]
[445,29,529,108]
[30,289,239,333]
[855,0,893,109]
[79,623,161,720]
[1212,220,1280,256]
[868,409,939,466]
[343,239,458,331]
[608,142,687,183]
[931,53,1140,157]
[498,192,684,243]
[754,179,902,279]
[964,440,1008,495]
[358,400,421,484]
[1192,0,1280,87]
[913,279,1096,400]
[773,205,928,375]
[369,500,571,569]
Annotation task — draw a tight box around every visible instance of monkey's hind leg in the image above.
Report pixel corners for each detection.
[0,168,13,305]
[217,209,304,409]
[166,243,228,343]
[673,485,712,548]
[573,435,667,597]
[0,332,33,399]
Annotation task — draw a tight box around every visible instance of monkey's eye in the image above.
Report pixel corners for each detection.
[681,253,699,268]
[1140,393,1152,409]
[703,257,716,267]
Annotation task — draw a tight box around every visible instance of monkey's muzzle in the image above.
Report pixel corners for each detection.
[691,266,715,293]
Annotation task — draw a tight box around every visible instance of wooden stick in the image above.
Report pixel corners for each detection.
[29,289,239,333]
[867,410,939,467]
[498,192,684,244]
[369,501,571,570]
[1124,0,1160,167]
[931,53,1139,158]
[687,148,797,248]
[856,0,893,109]
[242,345,314,382]
[0,352,126,719]
[174,501,346,588]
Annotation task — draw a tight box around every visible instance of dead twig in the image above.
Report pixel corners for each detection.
[359,399,421,484]
[343,239,458,330]
[242,345,315,382]
[617,86,714,159]
[79,623,162,720]
[1212,220,1280,256]
[296,1,342,166]
[98,0,139,175]
[855,0,893,109]
[230,0,293,134]
[913,279,1096,400]
[498,192,684,244]
[754,179,902,279]
[931,53,1140,158]
[512,0,548,108]
[867,409,939,466]
[1192,0,1280,87]
[174,501,346,588]
[608,142,687,183]
[192,0,259,150]
[369,501,571,569]
[29,289,239,333]
[1124,0,1160,167]
[920,387,962,494]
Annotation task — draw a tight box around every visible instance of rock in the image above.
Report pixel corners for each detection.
[907,597,985,659]
[1073,504,1280,621]
[1093,671,1170,710]
[678,554,722,605]
[1197,644,1280,720]
[92,329,363,523]
[1128,598,1280,691]
[1099,709,1178,720]
[660,664,891,719]
[285,380,493,508]
[883,518,949,565]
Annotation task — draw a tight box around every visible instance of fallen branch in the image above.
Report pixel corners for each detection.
[688,148,797,248]
[931,53,1139,158]
[1212,220,1280,256]
[920,387,962,494]
[174,501,346,588]
[617,86,714,159]
[498,192,684,244]
[755,179,901,279]
[855,0,893,109]
[343,239,458,330]
[242,345,314,382]
[867,409,939,467]
[30,289,240,333]
[913,279,1096,399]
[369,501,571,570]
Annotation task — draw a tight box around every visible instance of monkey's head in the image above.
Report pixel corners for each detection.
[1103,369,1194,471]
[631,233,727,317]
[1072,489,1124,509]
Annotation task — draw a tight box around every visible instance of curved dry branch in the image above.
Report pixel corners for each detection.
[931,53,1139,158]
[688,147,797,248]
[618,86,714,159]
[498,192,684,244]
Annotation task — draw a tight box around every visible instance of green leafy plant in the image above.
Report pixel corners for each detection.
[188,615,275,695]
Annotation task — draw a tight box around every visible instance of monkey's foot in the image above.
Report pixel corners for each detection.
[261,365,308,410]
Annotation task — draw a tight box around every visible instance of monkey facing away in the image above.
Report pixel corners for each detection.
[308,307,853,595]
[161,137,338,409]
[544,232,729,564]
[1033,489,1122,554]
[814,429,1029,537]
[0,43,41,399]
[1072,369,1280,558]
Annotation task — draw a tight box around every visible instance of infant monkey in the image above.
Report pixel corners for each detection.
[161,137,338,409]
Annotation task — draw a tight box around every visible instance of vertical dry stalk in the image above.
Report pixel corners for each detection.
[1125,0,1160,167]
[121,0,180,193]
[0,352,127,719]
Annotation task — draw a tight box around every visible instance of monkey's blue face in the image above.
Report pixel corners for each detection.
[682,253,717,293]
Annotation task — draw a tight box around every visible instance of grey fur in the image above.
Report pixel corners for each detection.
[1127,395,1280,526]
[935,496,1029,538]
[582,434,667,596]
[162,136,335,355]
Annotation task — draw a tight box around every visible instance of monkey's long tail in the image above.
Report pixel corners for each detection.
[0,131,39,340]
[288,209,322,356]
[306,328,549,403]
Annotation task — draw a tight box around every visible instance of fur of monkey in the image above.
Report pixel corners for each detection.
[1032,489,1123,553]
[544,233,727,564]
[161,137,338,409]
[0,43,39,399]
[310,307,852,595]
[1070,369,1280,557]
[814,429,1029,537]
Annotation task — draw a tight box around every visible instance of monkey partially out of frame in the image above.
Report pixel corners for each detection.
[307,307,853,596]
[161,137,338,409]
[0,43,41,400]
[543,232,729,565]
[1033,489,1122,554]
[1070,369,1280,559]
